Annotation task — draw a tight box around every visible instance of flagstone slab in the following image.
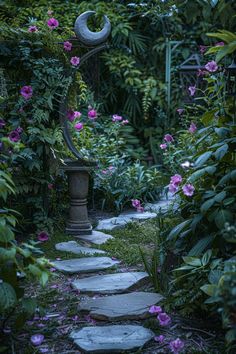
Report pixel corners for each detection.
[71,272,149,294]
[78,291,163,320]
[77,231,113,245]
[120,211,157,220]
[55,241,106,256]
[70,325,154,353]
[52,257,119,274]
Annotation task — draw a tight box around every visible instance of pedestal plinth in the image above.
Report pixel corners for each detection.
[63,161,92,235]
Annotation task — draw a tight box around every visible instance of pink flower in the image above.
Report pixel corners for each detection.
[67,110,76,122]
[188,122,197,133]
[215,41,224,46]
[63,41,72,51]
[112,114,123,122]
[182,184,195,197]
[205,60,218,73]
[108,166,114,171]
[169,338,185,353]
[38,231,49,242]
[102,170,108,174]
[157,312,171,326]
[160,143,167,150]
[0,119,6,128]
[48,183,54,190]
[88,109,97,119]
[16,127,23,134]
[154,335,165,343]
[30,334,44,346]
[176,108,184,115]
[169,184,178,194]
[20,85,33,100]
[137,206,144,213]
[121,119,129,125]
[47,9,53,16]
[28,25,38,33]
[75,122,83,131]
[199,45,207,54]
[47,18,59,29]
[149,305,162,314]
[74,111,82,119]
[132,199,141,208]
[170,174,182,187]
[197,69,208,77]
[188,85,196,96]
[164,134,174,143]
[70,56,80,66]
[9,130,21,142]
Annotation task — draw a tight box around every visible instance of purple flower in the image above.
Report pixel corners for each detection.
[88,109,97,119]
[188,85,196,96]
[30,334,44,346]
[16,127,23,134]
[121,119,129,125]
[205,60,218,73]
[137,206,144,213]
[188,122,197,133]
[75,122,83,131]
[20,85,33,100]
[0,141,3,150]
[38,231,49,242]
[149,305,162,314]
[170,174,182,187]
[197,69,208,77]
[160,143,167,150]
[164,134,174,143]
[28,25,38,33]
[199,45,207,54]
[112,114,123,122]
[9,130,21,142]
[47,18,59,29]
[215,41,224,46]
[157,312,171,326]
[63,41,72,51]
[70,56,80,66]
[169,184,178,194]
[169,338,185,353]
[0,119,6,128]
[154,335,165,343]
[176,108,184,115]
[132,199,141,208]
[67,110,76,122]
[182,184,195,197]
[74,111,82,119]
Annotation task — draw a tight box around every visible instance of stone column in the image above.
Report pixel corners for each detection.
[63,162,92,235]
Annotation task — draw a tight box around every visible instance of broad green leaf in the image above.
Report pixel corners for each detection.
[167,219,191,241]
[0,282,17,311]
[214,144,228,160]
[195,151,212,167]
[215,209,233,229]
[201,249,212,266]
[0,247,16,261]
[200,284,217,296]
[0,224,15,242]
[208,270,223,284]
[182,256,202,267]
[22,298,37,315]
[214,191,226,202]
[200,198,215,213]
[188,236,212,256]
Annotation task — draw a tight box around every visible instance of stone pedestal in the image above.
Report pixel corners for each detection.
[63,161,92,235]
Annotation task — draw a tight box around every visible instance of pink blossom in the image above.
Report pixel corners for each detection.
[160,143,167,150]
[157,312,171,326]
[182,183,195,197]
[112,114,123,122]
[197,69,208,77]
[88,109,97,119]
[188,85,196,96]
[28,26,38,33]
[63,41,72,51]
[205,60,218,73]
[67,110,76,122]
[30,334,44,346]
[16,127,23,134]
[199,45,207,54]
[121,119,129,125]
[75,122,83,131]
[70,56,80,66]
[74,111,82,119]
[9,130,21,142]
[47,18,59,29]
[37,231,49,242]
[20,85,33,100]
[48,183,54,190]
[50,267,56,272]
[0,119,6,128]
[188,122,197,133]
[132,199,141,208]
[164,134,174,143]
[169,184,178,194]
[169,338,185,353]
[137,206,144,213]
[170,174,182,187]
[215,41,224,46]
[149,305,162,314]
[176,108,184,115]
[154,335,165,343]
[102,170,108,174]
[108,166,114,171]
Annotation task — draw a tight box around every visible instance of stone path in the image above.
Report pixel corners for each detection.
[55,213,164,353]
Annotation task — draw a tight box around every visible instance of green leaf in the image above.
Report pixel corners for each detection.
[0,247,16,261]
[214,144,228,160]
[188,236,212,256]
[215,209,233,229]
[201,249,212,266]
[167,219,191,241]
[195,151,212,167]
[0,282,17,311]
[200,198,215,213]
[214,191,226,202]
[0,224,15,242]
[22,298,37,315]
[200,284,217,296]
[182,256,202,267]
[208,270,223,284]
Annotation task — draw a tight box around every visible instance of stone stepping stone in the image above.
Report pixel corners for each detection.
[70,325,154,353]
[55,241,106,256]
[52,257,119,274]
[71,272,149,294]
[78,291,163,320]
[96,211,157,231]
[77,230,113,245]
